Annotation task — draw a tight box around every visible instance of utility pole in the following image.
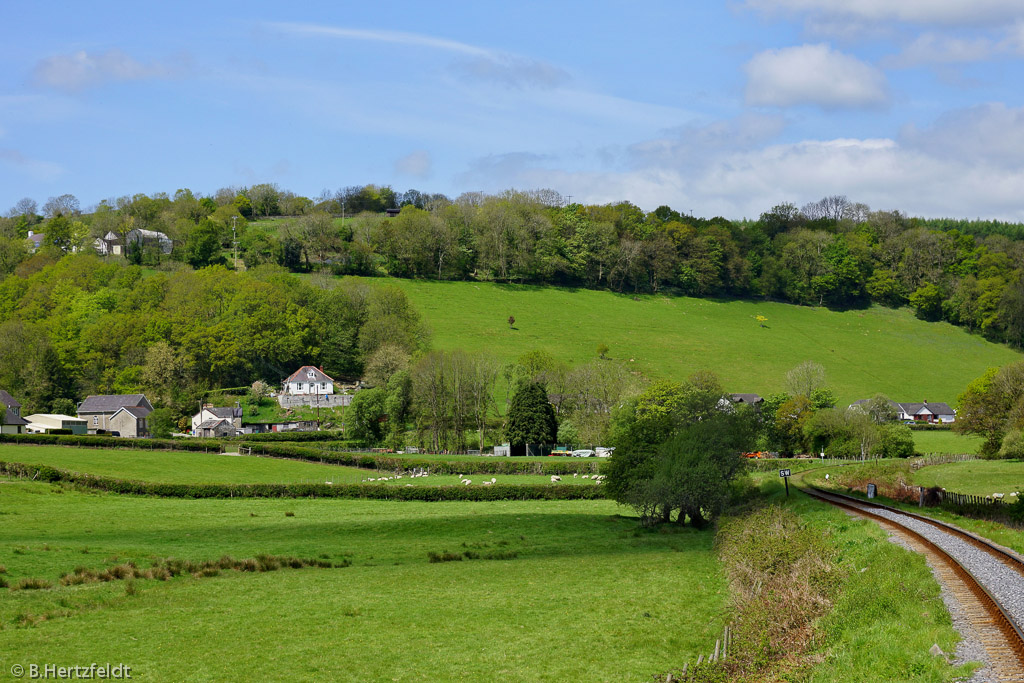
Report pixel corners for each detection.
[231,216,238,268]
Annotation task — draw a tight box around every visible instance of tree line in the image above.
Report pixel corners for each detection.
[4,186,1024,348]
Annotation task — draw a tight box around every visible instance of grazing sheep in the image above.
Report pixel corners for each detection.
[582,474,590,479]
[483,481,492,486]
[491,477,496,483]
[551,475,561,482]
[368,478,376,482]
[325,481,333,486]
[405,484,414,487]
[994,493,1005,500]
[462,479,471,485]
[573,473,578,478]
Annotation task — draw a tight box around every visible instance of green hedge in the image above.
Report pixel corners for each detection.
[0,433,224,451]
[907,423,954,431]
[0,461,607,501]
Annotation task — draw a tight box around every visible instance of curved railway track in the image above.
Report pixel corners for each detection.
[799,484,1024,681]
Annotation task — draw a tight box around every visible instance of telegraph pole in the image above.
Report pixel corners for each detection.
[231,216,239,268]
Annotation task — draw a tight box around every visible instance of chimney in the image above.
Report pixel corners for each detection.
[319,365,324,373]
[27,230,33,238]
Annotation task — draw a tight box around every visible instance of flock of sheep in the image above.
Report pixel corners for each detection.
[354,471,606,486]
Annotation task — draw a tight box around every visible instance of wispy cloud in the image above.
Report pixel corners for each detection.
[744,44,888,108]
[0,149,64,181]
[266,22,491,56]
[32,49,187,92]
[395,150,432,179]
[265,21,570,89]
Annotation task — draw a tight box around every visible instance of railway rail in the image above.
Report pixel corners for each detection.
[799,484,1024,681]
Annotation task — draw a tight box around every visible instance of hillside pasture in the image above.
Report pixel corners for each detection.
[913,459,1024,497]
[912,430,983,455]
[339,277,1021,407]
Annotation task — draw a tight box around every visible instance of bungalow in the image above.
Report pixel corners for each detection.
[717,393,764,414]
[24,413,88,435]
[849,399,956,424]
[191,404,243,434]
[284,366,335,396]
[0,389,29,434]
[77,394,154,436]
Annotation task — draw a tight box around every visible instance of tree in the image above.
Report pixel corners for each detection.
[954,364,1024,456]
[785,360,826,399]
[42,194,80,219]
[148,408,176,439]
[50,397,76,416]
[347,387,387,445]
[505,381,557,451]
[185,219,223,268]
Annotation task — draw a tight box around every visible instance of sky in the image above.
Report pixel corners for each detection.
[4,1,1024,220]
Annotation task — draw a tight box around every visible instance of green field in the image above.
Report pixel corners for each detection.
[0,482,725,681]
[912,430,983,455]
[913,459,1024,497]
[0,445,600,488]
[336,277,1021,407]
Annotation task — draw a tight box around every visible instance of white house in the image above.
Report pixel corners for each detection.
[850,399,956,424]
[284,366,335,396]
[94,229,173,256]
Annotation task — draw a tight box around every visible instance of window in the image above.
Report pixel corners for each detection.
[93,416,98,426]
[298,383,304,391]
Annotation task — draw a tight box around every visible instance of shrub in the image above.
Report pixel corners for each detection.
[12,577,52,591]
[427,551,463,563]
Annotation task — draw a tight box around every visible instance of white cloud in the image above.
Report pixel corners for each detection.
[627,114,787,168]
[395,150,432,179]
[464,105,1024,221]
[32,49,182,92]
[744,44,888,108]
[900,103,1024,166]
[743,0,1024,26]
[884,33,998,67]
[0,149,64,181]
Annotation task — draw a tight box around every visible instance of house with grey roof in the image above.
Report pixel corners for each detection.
[191,404,243,435]
[0,389,29,434]
[849,399,955,424]
[77,394,153,436]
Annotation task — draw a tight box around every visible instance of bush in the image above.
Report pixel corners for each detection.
[877,423,915,458]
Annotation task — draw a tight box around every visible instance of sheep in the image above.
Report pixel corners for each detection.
[573,473,578,478]
[993,493,1005,500]
[551,475,561,482]
[368,478,376,482]
[325,481,333,486]
[491,477,497,483]
[582,474,590,479]
[482,481,492,486]
[462,479,472,486]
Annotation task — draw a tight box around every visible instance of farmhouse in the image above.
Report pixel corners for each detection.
[849,399,956,424]
[191,404,243,434]
[26,231,45,253]
[0,389,28,434]
[24,413,88,434]
[78,394,154,436]
[284,366,335,396]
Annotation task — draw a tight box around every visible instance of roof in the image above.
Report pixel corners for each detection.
[729,393,763,404]
[2,411,28,426]
[131,228,170,240]
[79,394,151,414]
[24,414,86,422]
[27,233,45,245]
[285,366,335,384]
[207,406,243,419]
[899,401,955,416]
[198,418,233,430]
[0,389,21,409]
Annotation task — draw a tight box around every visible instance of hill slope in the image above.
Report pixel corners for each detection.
[341,277,1022,407]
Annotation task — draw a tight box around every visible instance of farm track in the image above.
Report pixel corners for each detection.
[800,485,1024,682]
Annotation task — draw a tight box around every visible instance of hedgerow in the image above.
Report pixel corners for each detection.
[0,461,607,501]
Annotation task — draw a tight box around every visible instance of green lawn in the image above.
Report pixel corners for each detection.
[333,277,1021,408]
[0,445,601,487]
[912,430,983,455]
[0,482,725,681]
[913,459,1024,497]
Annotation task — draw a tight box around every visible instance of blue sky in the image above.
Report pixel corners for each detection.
[4,1,1024,219]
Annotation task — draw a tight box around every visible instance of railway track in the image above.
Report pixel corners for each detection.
[800,484,1024,681]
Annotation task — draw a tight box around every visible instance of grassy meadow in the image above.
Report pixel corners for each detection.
[912,430,983,455]
[0,481,725,681]
[913,459,1024,497]
[333,276,1021,407]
